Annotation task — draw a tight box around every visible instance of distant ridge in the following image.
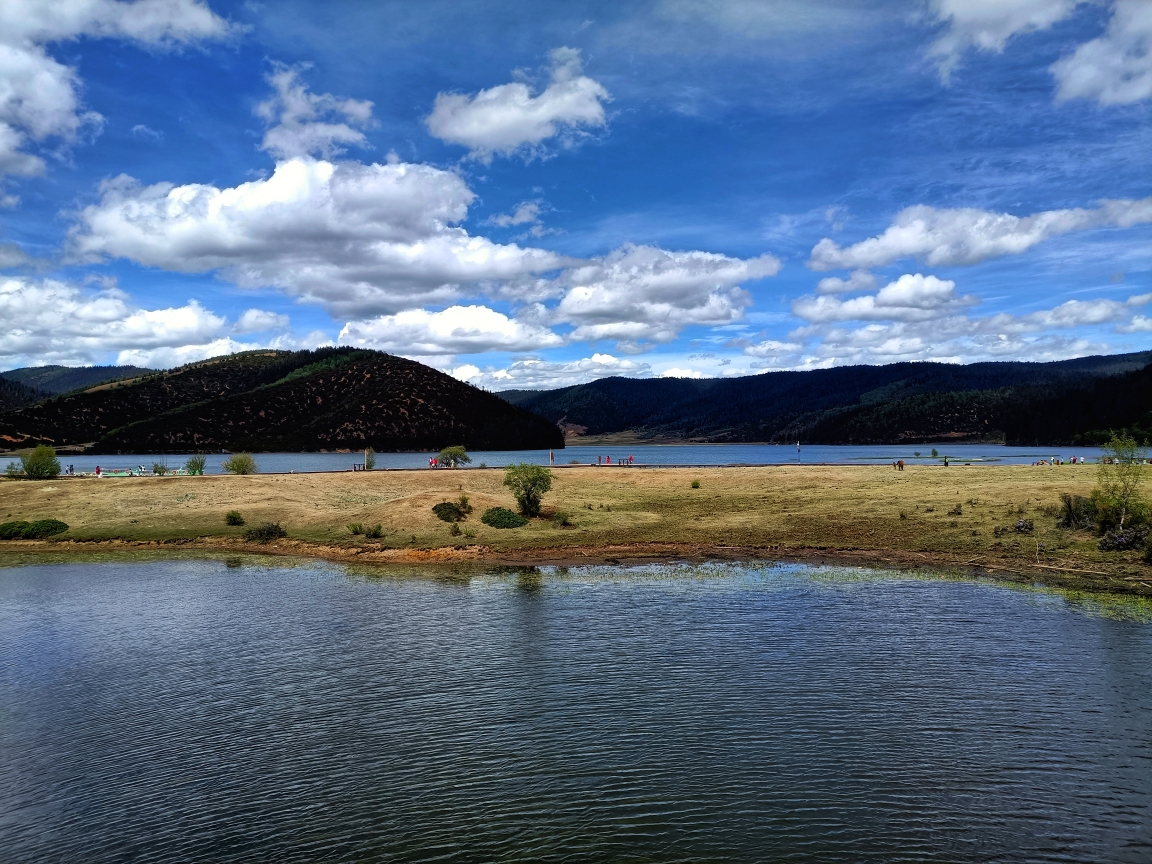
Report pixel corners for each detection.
[0,376,43,412]
[499,352,1152,446]
[0,348,563,453]
[0,364,155,394]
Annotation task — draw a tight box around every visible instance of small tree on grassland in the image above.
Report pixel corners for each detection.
[222,453,258,475]
[438,446,471,468]
[21,445,60,480]
[1096,433,1147,530]
[503,463,553,517]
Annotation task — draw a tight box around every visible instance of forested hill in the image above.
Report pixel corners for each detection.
[0,376,43,412]
[0,364,155,394]
[0,348,563,453]
[499,352,1152,446]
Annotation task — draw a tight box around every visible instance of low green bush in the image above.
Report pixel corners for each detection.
[433,501,464,522]
[365,523,383,539]
[348,522,364,535]
[691,480,700,489]
[225,511,245,526]
[185,454,207,475]
[222,453,258,475]
[552,511,573,527]
[481,506,528,529]
[0,521,31,539]
[0,519,68,539]
[245,522,286,543]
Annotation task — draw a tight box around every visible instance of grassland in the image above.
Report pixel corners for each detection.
[2,464,1150,595]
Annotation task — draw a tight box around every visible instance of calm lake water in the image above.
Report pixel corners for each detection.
[1,559,1150,862]
[50,443,1106,474]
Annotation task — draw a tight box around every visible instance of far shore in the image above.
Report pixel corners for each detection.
[2,465,1150,596]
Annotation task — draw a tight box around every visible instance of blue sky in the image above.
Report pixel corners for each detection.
[2,0,1151,388]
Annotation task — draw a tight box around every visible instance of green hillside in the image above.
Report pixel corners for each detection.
[501,352,1152,445]
[0,348,563,453]
[0,364,155,394]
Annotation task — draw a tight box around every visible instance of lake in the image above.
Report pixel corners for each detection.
[1,559,1149,862]
[46,443,1106,475]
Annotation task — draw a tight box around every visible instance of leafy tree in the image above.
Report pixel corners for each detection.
[21,445,60,480]
[438,445,471,468]
[502,463,553,517]
[364,447,376,470]
[185,453,207,475]
[1096,433,1147,530]
[222,453,258,475]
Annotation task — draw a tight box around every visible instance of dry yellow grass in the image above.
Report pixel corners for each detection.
[2,464,1150,594]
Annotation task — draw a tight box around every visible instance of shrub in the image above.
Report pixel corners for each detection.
[1099,526,1148,552]
[438,445,471,468]
[185,453,207,475]
[433,501,464,522]
[222,453,258,475]
[1058,493,1096,530]
[0,519,68,539]
[21,445,60,481]
[948,503,962,516]
[348,522,364,535]
[152,462,169,475]
[0,521,30,539]
[691,479,700,489]
[6,461,22,478]
[24,519,68,539]
[365,523,383,539]
[481,506,528,529]
[245,522,286,543]
[364,447,376,470]
[458,493,473,514]
[1013,519,1034,534]
[503,463,553,517]
[552,511,573,527]
[225,511,245,526]
[449,522,461,536]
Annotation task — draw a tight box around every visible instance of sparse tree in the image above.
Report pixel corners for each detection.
[1097,433,1146,530]
[222,453,258,475]
[364,447,376,470]
[185,453,207,475]
[438,446,471,468]
[503,463,553,517]
[21,444,60,480]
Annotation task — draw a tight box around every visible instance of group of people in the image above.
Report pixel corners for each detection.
[1035,456,1086,465]
[596,455,634,465]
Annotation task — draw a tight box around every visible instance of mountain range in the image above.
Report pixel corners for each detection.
[500,352,1152,446]
[0,348,563,453]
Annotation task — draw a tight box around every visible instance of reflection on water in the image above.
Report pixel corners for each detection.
[1,559,1150,863]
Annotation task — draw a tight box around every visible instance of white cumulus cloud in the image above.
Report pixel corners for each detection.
[234,308,290,333]
[1052,0,1152,104]
[552,244,781,348]
[68,156,567,317]
[808,199,1152,270]
[793,274,977,323]
[0,275,232,367]
[425,47,610,161]
[0,0,234,178]
[338,304,564,356]
[816,268,876,294]
[455,352,651,391]
[926,0,1087,82]
[256,63,374,159]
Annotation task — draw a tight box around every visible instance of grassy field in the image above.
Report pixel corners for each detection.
[2,464,1150,594]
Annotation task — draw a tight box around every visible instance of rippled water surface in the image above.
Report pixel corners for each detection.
[1,560,1150,863]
